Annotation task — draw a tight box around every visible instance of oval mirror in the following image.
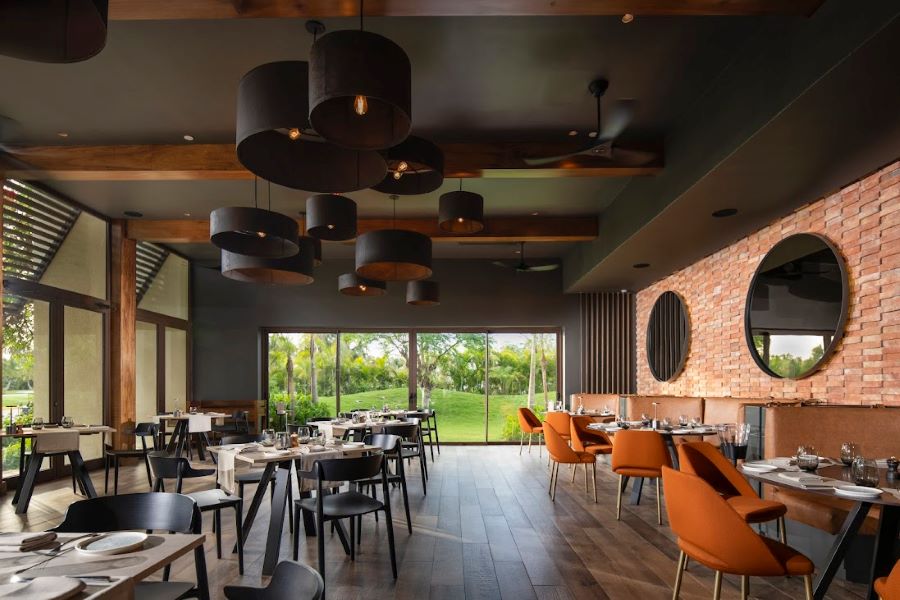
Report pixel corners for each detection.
[745,233,848,379]
[646,291,689,382]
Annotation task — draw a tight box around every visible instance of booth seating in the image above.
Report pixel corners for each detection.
[625,396,704,424]
[763,405,900,535]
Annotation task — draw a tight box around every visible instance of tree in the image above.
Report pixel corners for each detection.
[539,335,549,407]
[527,335,536,408]
[309,335,318,404]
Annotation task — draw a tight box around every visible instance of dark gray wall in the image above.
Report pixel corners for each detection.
[192,258,581,402]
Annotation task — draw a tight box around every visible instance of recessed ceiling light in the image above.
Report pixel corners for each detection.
[622,13,634,23]
[633,262,650,269]
[57,132,68,138]
[620,289,628,293]
[124,210,143,218]
[567,130,578,137]
[588,131,598,138]
[712,208,738,218]
[184,212,192,217]
[531,211,540,216]
[183,134,194,142]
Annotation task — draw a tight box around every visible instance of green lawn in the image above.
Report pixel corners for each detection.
[2,390,33,408]
[309,387,547,442]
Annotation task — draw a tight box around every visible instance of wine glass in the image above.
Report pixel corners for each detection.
[61,416,74,428]
[640,413,651,427]
[690,417,702,428]
[32,417,44,430]
[840,442,858,466]
[852,457,880,486]
[678,415,688,427]
[275,432,289,450]
[262,429,275,447]
[796,445,819,472]
[297,426,311,443]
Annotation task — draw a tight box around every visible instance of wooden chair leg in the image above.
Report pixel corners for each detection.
[712,571,722,600]
[672,550,686,600]
[740,575,749,600]
[104,454,110,495]
[235,502,244,575]
[616,474,623,520]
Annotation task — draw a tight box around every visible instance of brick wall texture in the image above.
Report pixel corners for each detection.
[635,160,900,405]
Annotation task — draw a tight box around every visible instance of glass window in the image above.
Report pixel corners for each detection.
[2,297,50,478]
[164,327,187,413]
[136,321,158,425]
[267,333,336,425]
[138,254,189,320]
[340,333,409,413]
[63,306,104,462]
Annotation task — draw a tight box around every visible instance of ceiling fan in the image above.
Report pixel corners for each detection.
[524,78,655,167]
[492,242,559,273]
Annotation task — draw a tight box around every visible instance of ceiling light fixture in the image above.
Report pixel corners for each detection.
[339,273,387,296]
[308,1,411,150]
[356,194,432,281]
[220,237,315,285]
[0,0,107,63]
[210,178,299,258]
[57,132,68,138]
[712,208,739,218]
[308,235,323,266]
[438,179,484,234]
[373,136,444,195]
[183,135,194,141]
[305,193,357,241]
[407,280,440,306]
[568,130,578,136]
[236,60,386,193]
[622,13,634,23]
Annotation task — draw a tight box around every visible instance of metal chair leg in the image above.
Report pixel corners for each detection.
[592,462,597,503]
[712,571,722,600]
[672,550,686,600]
[519,432,525,455]
[616,474,623,520]
[740,575,749,600]
[656,477,663,526]
[778,515,787,544]
[803,574,813,600]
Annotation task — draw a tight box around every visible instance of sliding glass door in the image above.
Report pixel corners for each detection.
[341,333,409,412]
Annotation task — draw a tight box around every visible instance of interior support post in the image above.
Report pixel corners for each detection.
[110,220,137,450]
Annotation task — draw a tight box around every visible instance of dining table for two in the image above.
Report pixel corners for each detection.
[153,412,227,461]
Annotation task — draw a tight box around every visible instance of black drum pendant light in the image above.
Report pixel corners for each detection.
[236,60,386,193]
[373,136,444,195]
[309,3,411,151]
[0,0,108,63]
[220,237,315,285]
[407,280,440,306]
[306,194,357,241]
[439,180,485,234]
[210,179,299,258]
[356,195,432,281]
[339,273,387,297]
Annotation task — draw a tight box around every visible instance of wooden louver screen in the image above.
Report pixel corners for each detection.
[135,241,169,304]
[579,292,635,393]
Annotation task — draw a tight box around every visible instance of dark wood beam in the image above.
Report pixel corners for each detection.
[109,220,137,450]
[2,142,663,181]
[108,0,823,20]
[126,216,598,244]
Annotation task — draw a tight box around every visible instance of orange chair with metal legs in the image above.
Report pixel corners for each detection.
[875,560,900,600]
[663,467,814,600]
[543,411,571,443]
[570,416,613,456]
[678,441,788,543]
[544,423,597,503]
[611,430,670,525]
[517,407,544,456]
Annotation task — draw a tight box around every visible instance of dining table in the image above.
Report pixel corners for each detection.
[0,532,207,599]
[208,441,380,576]
[0,425,114,514]
[741,460,900,600]
[312,418,407,440]
[154,412,227,461]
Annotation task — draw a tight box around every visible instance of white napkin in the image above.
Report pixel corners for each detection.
[187,414,212,433]
[217,449,236,495]
[777,472,838,488]
[296,449,343,492]
[0,532,58,552]
[316,422,334,441]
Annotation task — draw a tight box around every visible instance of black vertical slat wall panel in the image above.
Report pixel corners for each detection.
[579,292,635,393]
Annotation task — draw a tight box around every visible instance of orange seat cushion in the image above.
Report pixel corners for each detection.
[615,467,662,478]
[584,444,612,455]
[679,537,813,577]
[532,426,543,433]
[760,537,815,576]
[726,496,787,524]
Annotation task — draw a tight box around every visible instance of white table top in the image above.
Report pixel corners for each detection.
[155,412,227,421]
[587,422,718,436]
[209,443,380,466]
[0,425,114,439]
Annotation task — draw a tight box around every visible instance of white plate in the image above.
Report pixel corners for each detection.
[343,442,365,447]
[835,485,882,499]
[75,532,147,556]
[742,463,778,473]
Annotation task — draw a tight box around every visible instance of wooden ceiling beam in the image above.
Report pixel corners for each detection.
[3,142,663,181]
[109,0,823,20]
[125,216,598,244]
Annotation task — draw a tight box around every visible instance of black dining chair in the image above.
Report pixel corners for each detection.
[358,433,412,535]
[224,560,324,600]
[52,492,209,600]
[149,453,245,574]
[213,410,250,440]
[382,421,428,495]
[104,422,159,495]
[292,453,397,590]
[407,411,436,460]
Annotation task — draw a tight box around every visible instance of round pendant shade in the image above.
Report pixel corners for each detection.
[220,237,315,285]
[236,61,387,193]
[372,136,444,195]
[309,30,412,151]
[0,0,108,63]
[439,190,485,234]
[355,229,432,281]
[338,273,387,297]
[210,206,299,258]
[406,280,440,306]
[306,194,357,241]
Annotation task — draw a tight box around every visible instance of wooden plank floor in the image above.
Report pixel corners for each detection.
[0,446,869,599]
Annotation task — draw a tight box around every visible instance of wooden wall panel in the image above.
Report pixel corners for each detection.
[579,292,635,393]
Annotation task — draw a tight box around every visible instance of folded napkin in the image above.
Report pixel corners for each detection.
[216,449,236,495]
[777,472,838,488]
[296,449,343,492]
[0,532,58,552]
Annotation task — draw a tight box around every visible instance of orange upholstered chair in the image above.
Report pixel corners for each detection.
[678,442,788,543]
[517,407,544,456]
[876,560,900,600]
[544,422,597,503]
[543,411,571,442]
[663,467,814,600]
[570,416,613,455]
[611,430,671,525]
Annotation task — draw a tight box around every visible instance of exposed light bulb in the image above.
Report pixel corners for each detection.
[397,161,409,172]
[622,13,634,23]
[288,128,301,140]
[327,224,335,230]
[256,231,267,238]
[457,217,464,223]
[392,171,402,180]
[353,95,368,116]
[359,285,367,292]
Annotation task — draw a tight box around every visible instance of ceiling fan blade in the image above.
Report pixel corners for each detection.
[523,141,607,166]
[523,263,560,272]
[492,260,513,268]
[596,99,637,142]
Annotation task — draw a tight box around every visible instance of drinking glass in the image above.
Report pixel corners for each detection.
[690,417,702,428]
[275,432,289,450]
[297,426,311,443]
[32,417,44,430]
[661,417,671,429]
[262,429,275,446]
[852,457,880,486]
[678,415,688,427]
[61,416,74,428]
[640,413,651,427]
[840,442,858,466]
[796,445,819,472]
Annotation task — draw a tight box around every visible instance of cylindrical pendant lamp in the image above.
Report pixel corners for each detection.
[439,189,484,234]
[220,236,316,285]
[236,61,386,193]
[0,0,108,63]
[373,136,444,195]
[306,194,357,241]
[309,30,412,151]
[210,206,299,258]
[338,273,387,297]
[355,229,432,281]
[406,280,440,306]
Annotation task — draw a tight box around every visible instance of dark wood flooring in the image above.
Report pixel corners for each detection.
[0,446,869,599]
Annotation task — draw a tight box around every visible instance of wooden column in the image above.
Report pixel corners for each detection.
[110,220,137,449]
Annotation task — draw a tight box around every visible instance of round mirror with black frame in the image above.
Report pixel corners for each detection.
[744,233,849,380]
[646,291,690,382]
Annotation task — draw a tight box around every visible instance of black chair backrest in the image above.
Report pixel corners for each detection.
[135,422,158,436]
[149,452,212,480]
[224,560,324,600]
[363,434,402,455]
[221,433,266,445]
[380,422,418,441]
[53,492,200,534]
[314,453,384,483]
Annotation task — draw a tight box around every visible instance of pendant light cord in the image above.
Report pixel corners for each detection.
[268,180,272,210]
[360,0,364,31]
[253,177,258,208]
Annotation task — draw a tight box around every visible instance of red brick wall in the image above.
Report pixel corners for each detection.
[635,160,900,405]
